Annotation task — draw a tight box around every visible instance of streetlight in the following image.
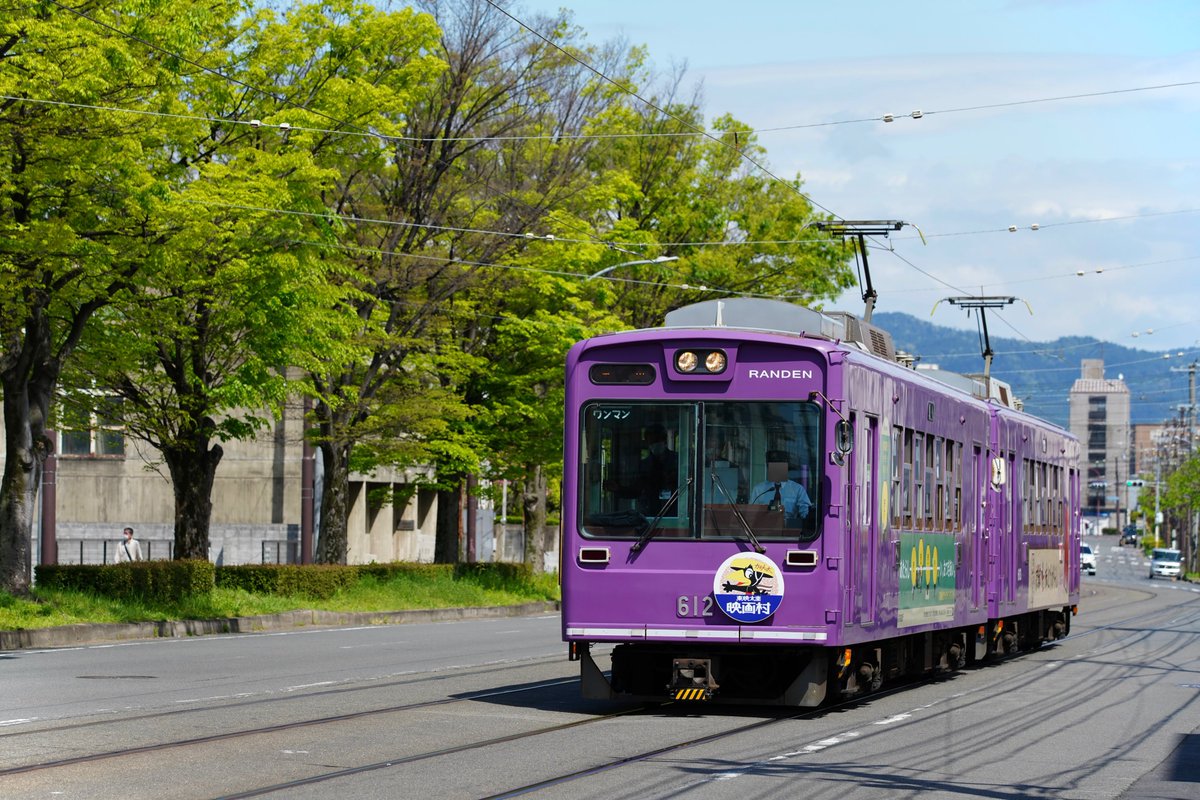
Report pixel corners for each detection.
[586,255,678,281]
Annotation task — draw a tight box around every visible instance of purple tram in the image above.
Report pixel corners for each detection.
[561,298,1081,705]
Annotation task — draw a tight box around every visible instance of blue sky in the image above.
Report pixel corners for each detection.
[512,0,1200,359]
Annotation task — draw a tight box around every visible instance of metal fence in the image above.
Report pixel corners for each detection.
[55,539,175,565]
[261,539,300,565]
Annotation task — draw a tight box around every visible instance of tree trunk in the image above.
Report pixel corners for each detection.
[316,439,352,565]
[0,322,59,595]
[0,388,48,595]
[435,483,462,564]
[161,440,222,560]
[522,464,547,574]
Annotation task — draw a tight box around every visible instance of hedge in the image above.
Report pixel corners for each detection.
[35,561,537,602]
[215,564,360,600]
[36,560,216,603]
[216,561,536,599]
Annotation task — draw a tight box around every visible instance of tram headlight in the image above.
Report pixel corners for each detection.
[704,350,727,373]
[676,351,699,373]
[673,349,728,375]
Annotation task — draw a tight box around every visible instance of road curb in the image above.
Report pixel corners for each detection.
[0,601,560,651]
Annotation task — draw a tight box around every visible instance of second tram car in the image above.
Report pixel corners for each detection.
[561,298,1080,705]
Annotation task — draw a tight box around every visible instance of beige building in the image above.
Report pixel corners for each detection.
[1068,359,1131,530]
[5,398,443,569]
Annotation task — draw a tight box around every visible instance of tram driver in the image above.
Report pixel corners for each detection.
[749,450,811,524]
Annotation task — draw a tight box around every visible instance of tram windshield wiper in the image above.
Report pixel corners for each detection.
[630,477,691,553]
[710,466,765,554]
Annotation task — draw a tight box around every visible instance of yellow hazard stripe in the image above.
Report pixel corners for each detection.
[674,688,708,701]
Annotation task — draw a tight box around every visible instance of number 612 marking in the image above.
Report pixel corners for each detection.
[677,595,714,618]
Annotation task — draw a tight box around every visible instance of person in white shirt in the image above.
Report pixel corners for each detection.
[116,526,144,563]
[749,451,812,522]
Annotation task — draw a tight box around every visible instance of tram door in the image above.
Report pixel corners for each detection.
[847,413,878,626]
[970,444,984,611]
[976,444,992,606]
[1005,453,1018,605]
[991,451,1018,607]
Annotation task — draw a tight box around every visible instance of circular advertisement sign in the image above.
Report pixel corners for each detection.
[712,552,785,623]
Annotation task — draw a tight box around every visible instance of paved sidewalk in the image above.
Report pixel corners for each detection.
[0,601,560,651]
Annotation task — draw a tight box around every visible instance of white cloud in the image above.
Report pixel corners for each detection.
[521,0,1200,351]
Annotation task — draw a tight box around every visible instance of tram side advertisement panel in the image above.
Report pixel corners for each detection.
[898,531,956,627]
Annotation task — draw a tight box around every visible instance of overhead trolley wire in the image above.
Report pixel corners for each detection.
[482,0,843,221]
[38,1,634,253]
[37,1,1188,310]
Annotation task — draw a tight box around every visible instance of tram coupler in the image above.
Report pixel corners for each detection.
[668,658,718,701]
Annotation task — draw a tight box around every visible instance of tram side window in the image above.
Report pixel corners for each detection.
[891,428,902,528]
[1051,465,1062,536]
[941,438,952,531]
[951,441,962,531]
[923,434,934,529]
[1022,459,1032,534]
[907,431,916,525]
[1034,461,1043,532]
[1033,461,1042,533]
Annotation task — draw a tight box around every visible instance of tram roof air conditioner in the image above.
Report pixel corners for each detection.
[664,299,843,340]
[824,312,896,361]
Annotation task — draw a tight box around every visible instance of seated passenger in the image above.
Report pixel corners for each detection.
[605,424,679,516]
[749,450,812,522]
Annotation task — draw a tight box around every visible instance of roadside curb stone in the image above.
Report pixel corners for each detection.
[0,601,560,651]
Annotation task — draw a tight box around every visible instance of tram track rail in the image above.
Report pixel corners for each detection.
[5,590,1193,799]
[483,596,1200,799]
[0,650,572,740]
[0,675,589,778]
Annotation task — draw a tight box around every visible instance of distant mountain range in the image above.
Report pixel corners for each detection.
[871,312,1189,429]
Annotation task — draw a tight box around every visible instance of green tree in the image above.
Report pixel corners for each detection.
[0,0,219,592]
[421,14,857,569]
[1163,455,1200,512]
[307,0,625,564]
[61,0,431,560]
[467,268,621,571]
[589,99,853,328]
[1162,454,1200,571]
[69,151,345,559]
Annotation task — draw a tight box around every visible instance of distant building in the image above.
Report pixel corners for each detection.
[1131,423,1163,476]
[1068,359,1131,529]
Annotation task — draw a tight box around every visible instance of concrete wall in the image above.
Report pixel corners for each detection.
[345,466,439,564]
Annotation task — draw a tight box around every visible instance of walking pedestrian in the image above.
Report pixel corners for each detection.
[116,526,143,563]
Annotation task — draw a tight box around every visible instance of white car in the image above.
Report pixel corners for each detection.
[1149,548,1181,580]
[1080,544,1097,576]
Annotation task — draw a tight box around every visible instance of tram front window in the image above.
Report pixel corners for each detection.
[580,401,821,542]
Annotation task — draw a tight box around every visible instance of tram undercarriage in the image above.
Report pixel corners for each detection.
[575,607,1073,707]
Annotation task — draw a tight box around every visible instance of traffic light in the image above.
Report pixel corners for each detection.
[1125,479,1145,487]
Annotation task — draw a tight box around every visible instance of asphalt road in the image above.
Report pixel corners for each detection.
[1,541,1196,799]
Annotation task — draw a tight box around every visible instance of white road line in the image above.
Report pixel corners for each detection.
[874,713,912,725]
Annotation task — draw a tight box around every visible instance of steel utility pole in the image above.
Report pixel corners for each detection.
[1169,358,1197,451]
[1169,359,1197,562]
